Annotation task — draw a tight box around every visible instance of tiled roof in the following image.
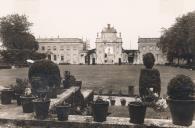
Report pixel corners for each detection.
[37,38,83,43]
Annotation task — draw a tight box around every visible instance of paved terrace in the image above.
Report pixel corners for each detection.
[0,86,194,127]
[0,103,194,128]
[0,89,194,128]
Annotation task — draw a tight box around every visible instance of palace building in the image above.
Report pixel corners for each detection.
[95,24,123,64]
[37,25,167,65]
[137,38,167,64]
[37,38,87,64]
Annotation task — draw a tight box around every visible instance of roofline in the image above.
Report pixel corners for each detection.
[36,38,84,43]
[138,37,160,43]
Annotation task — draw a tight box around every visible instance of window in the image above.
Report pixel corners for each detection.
[53,46,56,50]
[61,55,64,61]
[41,46,45,50]
[105,53,107,58]
[60,46,64,51]
[54,55,57,61]
[48,46,51,50]
[48,55,51,60]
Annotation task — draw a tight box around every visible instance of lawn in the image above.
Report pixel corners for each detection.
[0,65,195,96]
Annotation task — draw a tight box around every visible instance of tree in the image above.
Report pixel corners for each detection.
[158,11,195,64]
[0,14,38,50]
[0,14,45,65]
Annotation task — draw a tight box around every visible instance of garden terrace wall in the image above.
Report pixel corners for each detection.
[0,115,194,128]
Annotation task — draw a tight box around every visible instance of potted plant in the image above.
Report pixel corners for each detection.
[28,60,61,98]
[128,97,147,124]
[139,53,161,99]
[56,103,71,121]
[33,90,50,120]
[109,96,116,106]
[13,78,28,105]
[166,74,195,126]
[92,98,109,122]
[20,88,35,113]
[1,88,13,104]
[63,71,71,89]
[120,98,126,106]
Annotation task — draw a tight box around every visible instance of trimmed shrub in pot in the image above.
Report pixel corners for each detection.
[33,90,50,120]
[56,103,71,121]
[13,78,28,105]
[92,98,109,122]
[28,60,61,98]
[139,53,161,101]
[143,52,155,69]
[20,88,35,113]
[167,74,195,126]
[1,88,13,104]
[63,74,76,89]
[109,96,115,106]
[120,98,126,106]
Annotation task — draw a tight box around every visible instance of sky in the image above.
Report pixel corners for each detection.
[0,0,195,49]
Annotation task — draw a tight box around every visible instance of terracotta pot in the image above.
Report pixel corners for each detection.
[1,89,13,104]
[167,98,195,126]
[92,100,109,122]
[128,102,147,124]
[56,104,71,121]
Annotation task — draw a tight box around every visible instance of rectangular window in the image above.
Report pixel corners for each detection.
[61,55,64,61]
[48,46,51,50]
[105,53,107,58]
[53,46,56,50]
[60,46,64,51]
[41,46,45,50]
[54,55,57,61]
[48,55,51,60]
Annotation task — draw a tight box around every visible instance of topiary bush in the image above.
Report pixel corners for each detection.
[14,78,28,94]
[143,53,155,69]
[28,60,61,92]
[139,68,161,98]
[167,74,194,100]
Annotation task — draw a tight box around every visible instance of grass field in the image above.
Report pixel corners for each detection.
[0,65,195,96]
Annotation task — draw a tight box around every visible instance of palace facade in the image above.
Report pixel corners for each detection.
[37,25,167,65]
[137,38,167,64]
[95,24,123,64]
[87,24,138,64]
[37,38,87,64]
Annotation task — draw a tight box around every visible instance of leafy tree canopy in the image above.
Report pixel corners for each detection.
[0,14,38,50]
[158,11,195,64]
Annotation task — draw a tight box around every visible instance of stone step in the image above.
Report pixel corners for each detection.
[49,86,80,110]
